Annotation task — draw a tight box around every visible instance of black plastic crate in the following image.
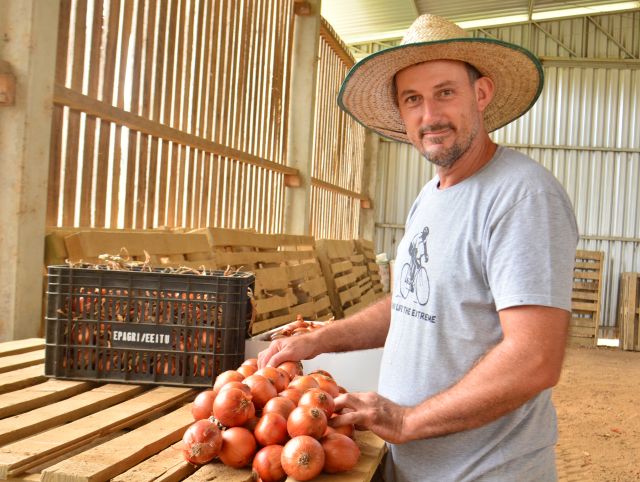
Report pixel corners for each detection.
[45,265,255,388]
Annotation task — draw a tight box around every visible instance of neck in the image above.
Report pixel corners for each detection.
[436,134,497,189]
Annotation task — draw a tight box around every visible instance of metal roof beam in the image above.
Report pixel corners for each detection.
[586,15,638,59]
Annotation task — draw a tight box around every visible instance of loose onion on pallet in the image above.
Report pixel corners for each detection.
[268,315,329,341]
[181,358,360,481]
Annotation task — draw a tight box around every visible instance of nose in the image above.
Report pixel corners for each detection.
[419,98,441,126]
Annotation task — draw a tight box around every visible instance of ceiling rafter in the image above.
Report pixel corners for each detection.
[586,15,638,59]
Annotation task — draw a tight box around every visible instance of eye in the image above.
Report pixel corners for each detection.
[438,89,454,98]
[403,94,421,106]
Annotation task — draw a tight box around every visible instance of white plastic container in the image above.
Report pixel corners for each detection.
[244,325,383,393]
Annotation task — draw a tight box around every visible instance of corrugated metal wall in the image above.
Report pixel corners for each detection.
[374,12,640,333]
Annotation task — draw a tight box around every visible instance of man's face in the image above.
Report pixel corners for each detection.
[395,60,485,168]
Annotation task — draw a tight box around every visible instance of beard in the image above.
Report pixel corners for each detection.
[417,122,478,169]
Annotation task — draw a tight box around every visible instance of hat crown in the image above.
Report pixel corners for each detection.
[401,14,469,45]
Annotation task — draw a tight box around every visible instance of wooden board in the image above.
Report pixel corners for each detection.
[0,350,45,374]
[40,404,194,482]
[0,384,145,446]
[0,386,194,478]
[0,379,93,419]
[619,272,640,351]
[0,365,46,395]
[0,338,385,482]
[0,339,45,358]
[569,250,604,346]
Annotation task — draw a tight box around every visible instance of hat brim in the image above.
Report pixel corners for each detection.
[338,38,544,143]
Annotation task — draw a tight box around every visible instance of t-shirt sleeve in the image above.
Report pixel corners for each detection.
[486,191,579,311]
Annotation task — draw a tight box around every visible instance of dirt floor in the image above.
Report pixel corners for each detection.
[554,345,640,482]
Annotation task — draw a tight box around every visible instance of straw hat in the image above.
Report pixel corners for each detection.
[338,14,544,143]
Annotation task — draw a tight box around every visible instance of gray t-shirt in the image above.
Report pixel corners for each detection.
[379,146,578,482]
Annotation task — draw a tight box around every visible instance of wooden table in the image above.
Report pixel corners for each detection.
[0,339,386,482]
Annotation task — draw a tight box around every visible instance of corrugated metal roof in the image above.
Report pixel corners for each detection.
[321,0,640,43]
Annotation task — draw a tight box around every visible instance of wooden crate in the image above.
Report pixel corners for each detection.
[355,239,385,296]
[618,272,640,351]
[195,228,333,335]
[316,240,382,318]
[276,234,334,322]
[570,250,604,347]
[63,230,214,268]
[0,338,386,481]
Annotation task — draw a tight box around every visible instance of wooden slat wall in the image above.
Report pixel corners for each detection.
[48,0,295,233]
[309,19,366,240]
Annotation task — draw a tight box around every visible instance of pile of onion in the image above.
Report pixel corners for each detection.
[181,357,361,481]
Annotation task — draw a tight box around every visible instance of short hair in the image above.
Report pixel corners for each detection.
[464,62,482,84]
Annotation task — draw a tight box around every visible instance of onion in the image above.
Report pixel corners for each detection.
[321,432,360,473]
[281,435,325,481]
[191,390,215,421]
[279,387,303,405]
[218,381,251,396]
[181,418,223,465]
[212,386,255,427]
[243,374,278,409]
[263,396,296,420]
[298,388,335,419]
[287,406,327,439]
[213,370,245,394]
[254,412,289,446]
[252,445,286,482]
[288,375,320,393]
[310,373,340,398]
[242,358,258,367]
[237,364,258,378]
[218,426,256,468]
[278,360,303,379]
[256,366,289,392]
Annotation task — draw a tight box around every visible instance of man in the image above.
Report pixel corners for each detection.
[259,14,578,482]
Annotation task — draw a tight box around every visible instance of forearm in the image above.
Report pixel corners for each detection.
[260,295,391,368]
[313,295,391,355]
[402,307,568,441]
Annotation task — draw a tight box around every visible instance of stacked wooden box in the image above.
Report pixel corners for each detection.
[316,239,382,319]
[61,230,214,268]
[355,239,385,296]
[570,250,604,346]
[618,272,640,351]
[195,228,333,335]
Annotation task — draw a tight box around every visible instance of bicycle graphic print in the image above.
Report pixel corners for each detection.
[399,226,430,306]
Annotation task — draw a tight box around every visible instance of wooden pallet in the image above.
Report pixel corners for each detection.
[276,234,334,322]
[570,250,604,347]
[316,240,381,319]
[195,228,333,334]
[0,338,385,482]
[618,272,640,351]
[63,230,215,268]
[355,239,385,296]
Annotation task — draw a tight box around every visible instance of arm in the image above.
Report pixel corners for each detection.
[331,305,569,443]
[258,295,391,369]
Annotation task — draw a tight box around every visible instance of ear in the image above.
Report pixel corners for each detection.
[474,76,495,112]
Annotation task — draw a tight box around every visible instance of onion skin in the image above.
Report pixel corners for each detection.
[191,390,215,421]
[181,418,223,465]
[253,445,286,482]
[281,435,325,481]
[287,406,328,440]
[212,386,255,427]
[218,426,257,468]
[321,432,361,473]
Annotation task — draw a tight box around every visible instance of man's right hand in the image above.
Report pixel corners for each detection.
[257,333,320,369]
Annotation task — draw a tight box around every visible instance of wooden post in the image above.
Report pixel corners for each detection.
[283,0,321,236]
[0,0,60,341]
[359,131,380,243]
